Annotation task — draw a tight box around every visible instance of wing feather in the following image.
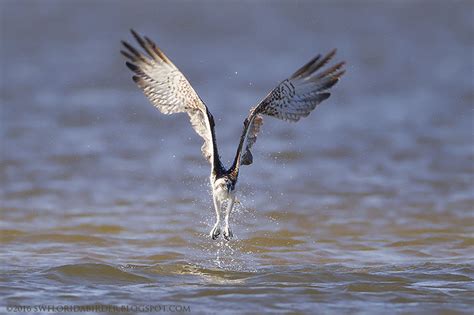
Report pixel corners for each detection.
[231,50,345,172]
[122,30,217,165]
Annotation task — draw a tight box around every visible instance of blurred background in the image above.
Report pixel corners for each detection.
[1,0,473,313]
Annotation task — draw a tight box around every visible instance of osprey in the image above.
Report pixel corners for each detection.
[121,30,345,241]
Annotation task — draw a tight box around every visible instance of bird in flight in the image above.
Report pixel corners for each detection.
[121,30,345,241]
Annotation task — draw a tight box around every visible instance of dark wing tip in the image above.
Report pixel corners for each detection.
[336,62,347,77]
[132,75,141,83]
[132,75,147,89]
[125,61,140,73]
[314,49,337,71]
[121,40,149,63]
[130,29,151,55]
[322,49,337,65]
[319,92,331,102]
[144,36,154,46]
[291,49,340,80]
[121,40,134,53]
[120,49,134,61]
[291,54,321,79]
[328,69,346,82]
[314,61,346,81]
[328,48,337,57]
[336,69,346,78]
[144,35,172,65]
[131,29,145,46]
[319,77,340,91]
[130,28,141,40]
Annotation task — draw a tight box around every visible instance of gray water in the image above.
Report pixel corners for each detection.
[1,1,473,314]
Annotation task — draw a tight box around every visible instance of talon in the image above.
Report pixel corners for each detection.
[210,225,221,240]
[223,227,233,240]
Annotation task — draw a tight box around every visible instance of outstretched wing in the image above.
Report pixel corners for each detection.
[230,50,345,174]
[121,30,218,166]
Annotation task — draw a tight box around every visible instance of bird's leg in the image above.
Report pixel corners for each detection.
[210,194,221,239]
[223,196,235,240]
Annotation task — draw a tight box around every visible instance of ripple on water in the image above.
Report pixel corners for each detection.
[45,263,153,285]
[20,234,110,247]
[53,224,126,234]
